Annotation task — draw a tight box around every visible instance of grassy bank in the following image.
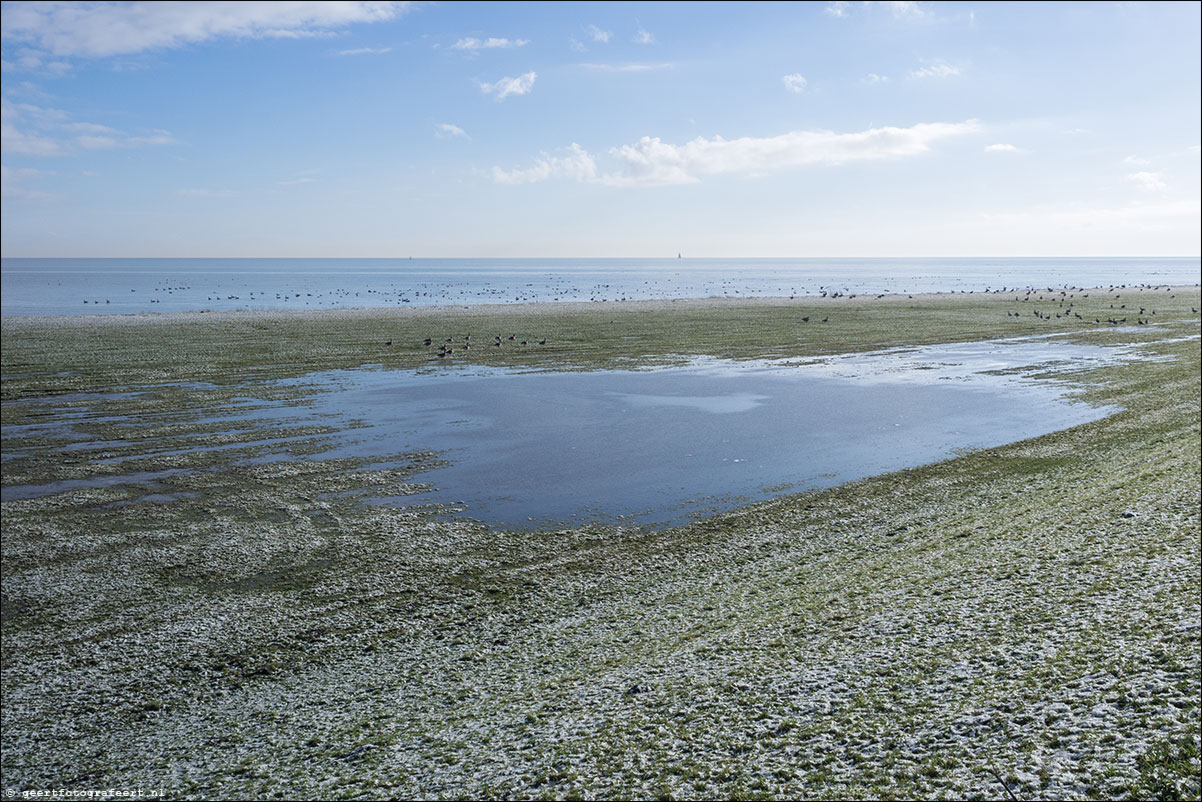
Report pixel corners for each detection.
[2,286,1199,800]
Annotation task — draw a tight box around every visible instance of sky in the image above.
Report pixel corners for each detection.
[1,0,1199,257]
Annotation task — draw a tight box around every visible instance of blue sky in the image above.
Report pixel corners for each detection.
[1,0,1198,257]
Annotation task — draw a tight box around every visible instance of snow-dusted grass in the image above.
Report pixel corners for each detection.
[2,286,1198,800]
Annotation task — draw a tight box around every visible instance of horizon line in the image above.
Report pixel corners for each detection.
[3,254,1199,261]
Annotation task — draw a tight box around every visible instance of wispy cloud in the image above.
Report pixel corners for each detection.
[492,120,980,187]
[984,143,1020,153]
[633,25,656,45]
[908,61,961,79]
[579,62,675,73]
[603,120,979,186]
[1,99,173,155]
[176,188,238,198]
[0,164,56,200]
[0,49,72,76]
[479,71,537,101]
[0,1,410,61]
[337,46,392,56]
[877,1,928,18]
[1122,155,1151,166]
[587,25,612,43]
[275,169,320,186]
[437,123,468,138]
[1127,171,1166,191]
[984,199,1199,232]
[828,2,930,19]
[782,73,807,94]
[0,120,65,156]
[492,143,597,185]
[452,37,529,51]
[863,73,890,84]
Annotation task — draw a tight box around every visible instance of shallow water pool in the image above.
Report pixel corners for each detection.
[2,336,1149,527]
[279,336,1134,527]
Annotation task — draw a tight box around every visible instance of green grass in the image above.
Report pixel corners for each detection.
[1,285,1199,800]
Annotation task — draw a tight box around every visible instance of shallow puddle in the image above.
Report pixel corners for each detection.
[279,336,1135,527]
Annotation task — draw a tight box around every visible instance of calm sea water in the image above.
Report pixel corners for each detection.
[1,257,1197,316]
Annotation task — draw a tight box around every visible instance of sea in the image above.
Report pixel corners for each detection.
[1,257,1197,317]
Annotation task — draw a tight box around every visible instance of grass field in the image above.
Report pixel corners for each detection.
[2,285,1199,800]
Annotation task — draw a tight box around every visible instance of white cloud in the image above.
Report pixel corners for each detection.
[338,46,392,55]
[877,1,927,18]
[1,164,56,200]
[984,143,1020,153]
[0,48,72,75]
[492,120,980,188]
[782,73,807,94]
[452,37,529,51]
[909,61,960,79]
[0,1,408,61]
[1,121,65,155]
[604,120,980,186]
[437,123,468,138]
[864,73,890,83]
[1127,171,1166,191]
[491,143,596,184]
[1122,155,1151,166]
[479,71,537,101]
[633,25,655,45]
[587,25,612,43]
[3,99,175,155]
[828,2,929,19]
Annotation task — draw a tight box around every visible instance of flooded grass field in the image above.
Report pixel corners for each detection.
[4,337,1140,527]
[1,286,1199,800]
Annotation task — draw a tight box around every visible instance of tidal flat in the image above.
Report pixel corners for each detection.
[2,287,1200,800]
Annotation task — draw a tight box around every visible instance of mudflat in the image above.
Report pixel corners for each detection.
[2,286,1199,799]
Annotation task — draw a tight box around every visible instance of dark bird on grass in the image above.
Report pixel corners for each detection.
[802,316,810,322]
[385,340,392,346]
[423,338,432,346]
[822,317,828,323]
[539,338,546,345]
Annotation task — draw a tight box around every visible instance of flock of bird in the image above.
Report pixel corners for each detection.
[1000,284,1186,327]
[381,332,550,359]
[375,284,1191,360]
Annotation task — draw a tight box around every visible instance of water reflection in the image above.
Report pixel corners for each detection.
[293,336,1133,527]
[3,336,1147,526]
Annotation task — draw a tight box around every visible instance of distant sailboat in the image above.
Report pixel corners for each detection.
[677,252,682,259]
